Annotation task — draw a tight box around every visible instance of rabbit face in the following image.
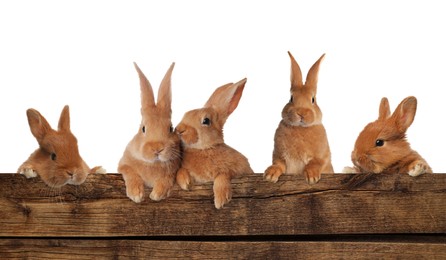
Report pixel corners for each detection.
[282,88,321,127]
[134,113,180,163]
[176,108,223,150]
[41,133,88,186]
[352,120,411,173]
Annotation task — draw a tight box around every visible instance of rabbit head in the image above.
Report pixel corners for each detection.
[351,96,418,173]
[19,106,91,187]
[175,78,247,150]
[282,52,325,127]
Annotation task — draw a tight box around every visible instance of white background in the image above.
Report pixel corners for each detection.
[0,1,444,174]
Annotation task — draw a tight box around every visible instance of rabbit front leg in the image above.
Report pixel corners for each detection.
[408,159,432,177]
[304,158,323,184]
[120,165,145,203]
[213,173,232,209]
[150,178,174,201]
[264,159,286,183]
[17,161,38,179]
[176,167,192,190]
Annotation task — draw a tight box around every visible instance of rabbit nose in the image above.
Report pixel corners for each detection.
[175,126,185,134]
[296,113,303,122]
[287,110,302,122]
[155,148,164,156]
[67,171,74,177]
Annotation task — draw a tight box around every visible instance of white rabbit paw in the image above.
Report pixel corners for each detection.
[408,162,428,177]
[91,166,107,174]
[342,166,359,174]
[20,168,38,179]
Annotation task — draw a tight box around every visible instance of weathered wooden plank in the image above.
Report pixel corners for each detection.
[1,237,445,259]
[0,173,445,237]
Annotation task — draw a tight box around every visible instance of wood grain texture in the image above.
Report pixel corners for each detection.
[1,237,445,260]
[0,173,445,237]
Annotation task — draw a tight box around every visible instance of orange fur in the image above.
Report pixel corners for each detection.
[344,96,432,176]
[17,106,104,188]
[176,78,253,209]
[264,52,333,184]
[118,62,181,203]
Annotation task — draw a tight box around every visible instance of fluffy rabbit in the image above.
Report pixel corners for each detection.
[264,52,334,184]
[343,96,432,176]
[17,105,106,188]
[175,78,253,209]
[118,62,181,203]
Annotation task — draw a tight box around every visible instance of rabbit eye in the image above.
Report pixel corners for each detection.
[312,97,315,104]
[50,153,57,161]
[142,126,146,133]
[169,125,174,133]
[289,95,293,103]
[202,117,211,126]
[375,139,384,147]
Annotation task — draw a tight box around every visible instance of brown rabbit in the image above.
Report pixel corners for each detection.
[118,62,181,203]
[175,78,253,209]
[264,52,334,184]
[17,105,105,188]
[343,96,432,176]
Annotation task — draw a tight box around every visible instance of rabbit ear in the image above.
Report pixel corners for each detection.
[378,97,391,120]
[205,78,247,123]
[288,51,303,89]
[26,108,52,142]
[58,105,71,132]
[134,62,156,114]
[391,96,417,132]
[156,62,175,112]
[305,53,325,90]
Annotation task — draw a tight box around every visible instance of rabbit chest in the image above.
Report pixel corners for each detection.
[275,121,330,173]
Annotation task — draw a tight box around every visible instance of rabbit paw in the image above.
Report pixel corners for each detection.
[342,166,359,174]
[408,162,429,177]
[19,167,38,179]
[176,168,191,190]
[91,166,107,174]
[149,184,170,201]
[126,183,145,203]
[214,189,231,209]
[264,165,283,183]
[214,186,232,209]
[213,175,232,209]
[149,190,165,201]
[305,169,321,184]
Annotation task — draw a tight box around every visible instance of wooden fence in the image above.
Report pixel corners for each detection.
[0,173,445,259]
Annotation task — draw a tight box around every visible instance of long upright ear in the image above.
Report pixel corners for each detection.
[204,78,247,123]
[134,62,155,115]
[58,105,71,132]
[26,108,52,142]
[378,97,391,120]
[305,53,325,90]
[288,51,303,89]
[157,62,175,112]
[391,96,417,132]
